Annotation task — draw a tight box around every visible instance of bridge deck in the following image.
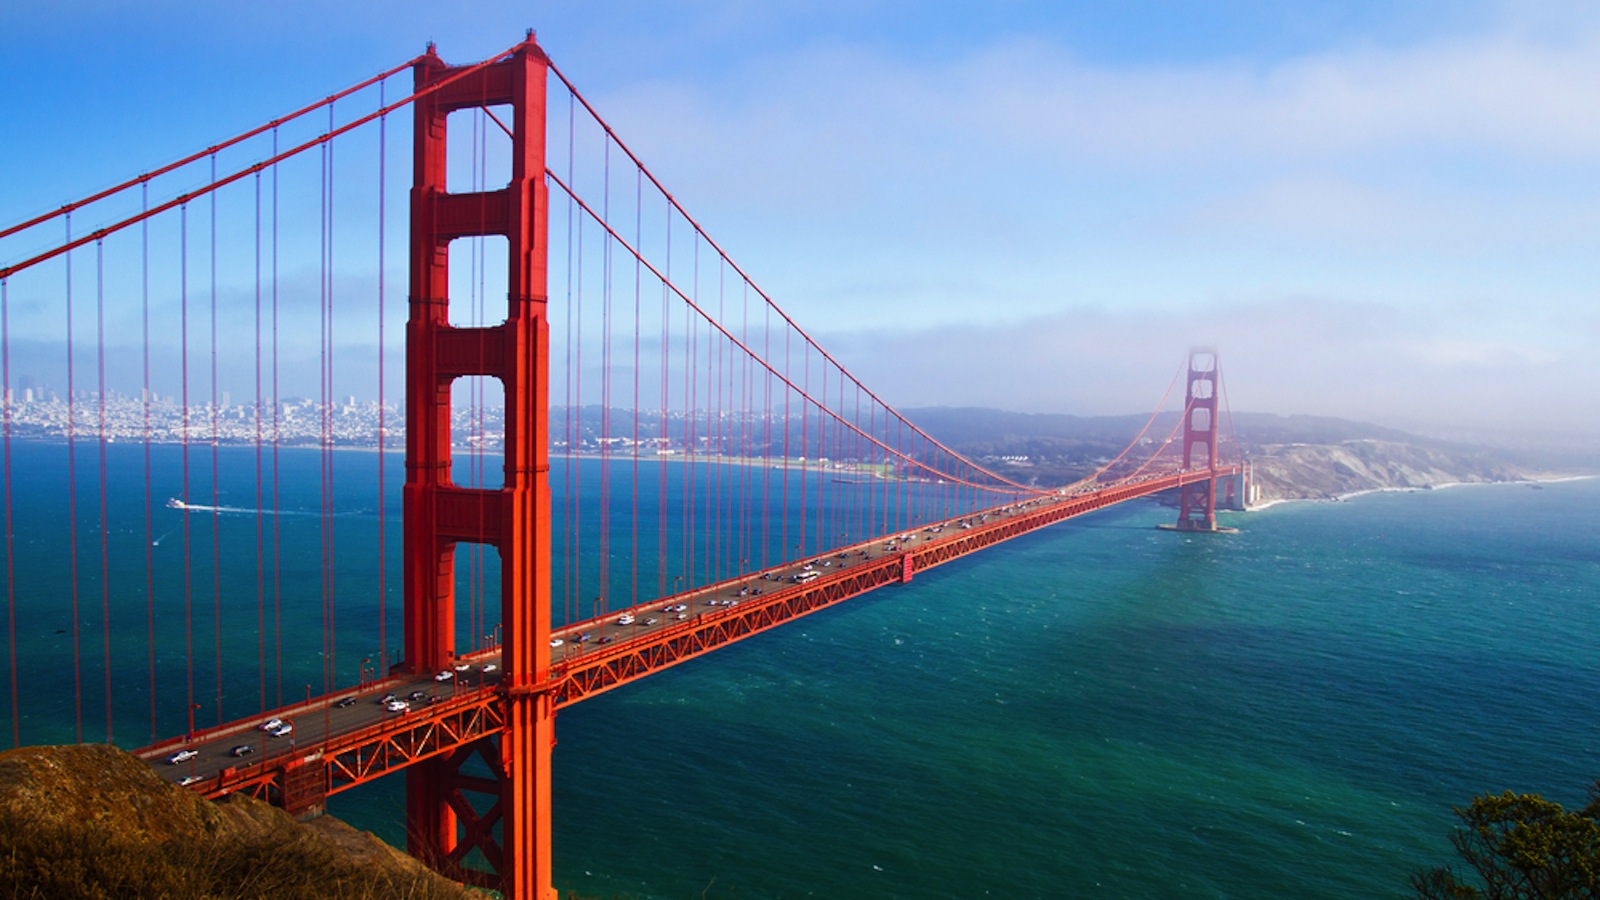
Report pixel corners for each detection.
[135,467,1239,810]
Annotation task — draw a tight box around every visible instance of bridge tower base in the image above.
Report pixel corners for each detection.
[404,37,557,899]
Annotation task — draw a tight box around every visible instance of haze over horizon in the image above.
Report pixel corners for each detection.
[2,1,1596,439]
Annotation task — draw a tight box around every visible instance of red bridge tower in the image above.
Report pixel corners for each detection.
[1175,349,1222,531]
[404,37,557,898]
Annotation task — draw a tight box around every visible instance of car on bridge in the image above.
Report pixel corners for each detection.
[166,749,198,765]
[230,744,254,757]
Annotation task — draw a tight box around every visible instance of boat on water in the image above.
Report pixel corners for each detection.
[166,498,189,510]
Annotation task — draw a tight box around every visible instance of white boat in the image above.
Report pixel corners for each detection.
[166,498,189,510]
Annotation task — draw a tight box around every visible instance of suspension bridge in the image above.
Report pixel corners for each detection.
[0,36,1244,898]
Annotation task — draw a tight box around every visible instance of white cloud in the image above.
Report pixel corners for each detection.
[819,292,1597,435]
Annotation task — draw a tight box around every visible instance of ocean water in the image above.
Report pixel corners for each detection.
[534,478,1600,899]
[4,440,1598,897]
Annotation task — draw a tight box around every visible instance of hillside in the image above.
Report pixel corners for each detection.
[1246,439,1528,504]
[0,743,474,900]
[905,406,1590,501]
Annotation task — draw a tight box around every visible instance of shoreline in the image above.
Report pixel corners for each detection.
[1246,473,1597,512]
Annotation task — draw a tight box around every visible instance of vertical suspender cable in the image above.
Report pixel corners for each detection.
[271,129,283,708]
[685,242,697,587]
[740,279,751,583]
[598,140,612,617]
[818,361,827,554]
[210,154,223,724]
[255,171,266,710]
[376,82,388,669]
[780,325,789,565]
[657,210,669,600]
[563,90,576,627]
[141,184,156,741]
[572,172,585,616]
[631,168,641,609]
[469,109,484,651]
[322,112,337,695]
[320,134,331,694]
[798,339,808,561]
[718,269,727,581]
[475,106,490,650]
[760,294,771,571]
[66,215,83,743]
[96,240,112,742]
[1,277,16,747]
[181,204,194,736]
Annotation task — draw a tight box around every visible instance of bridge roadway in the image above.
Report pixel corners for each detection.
[134,466,1238,811]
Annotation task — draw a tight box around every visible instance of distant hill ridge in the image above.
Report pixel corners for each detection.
[908,406,1437,449]
[904,406,1588,502]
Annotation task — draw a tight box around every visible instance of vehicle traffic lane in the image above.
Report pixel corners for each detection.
[144,660,506,786]
[544,492,1067,662]
[145,492,1075,784]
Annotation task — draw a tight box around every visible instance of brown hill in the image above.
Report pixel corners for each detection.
[0,743,475,900]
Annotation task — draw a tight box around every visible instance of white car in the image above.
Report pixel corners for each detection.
[178,774,204,786]
[482,663,499,674]
[549,638,564,648]
[257,717,284,732]
[616,614,635,626]
[453,662,471,672]
[269,722,293,737]
[166,749,198,765]
[434,670,455,682]
[385,699,409,712]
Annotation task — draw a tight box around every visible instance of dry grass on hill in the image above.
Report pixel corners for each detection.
[0,743,476,900]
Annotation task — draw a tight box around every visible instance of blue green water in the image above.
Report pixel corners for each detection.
[536,478,1600,898]
[5,440,1599,897]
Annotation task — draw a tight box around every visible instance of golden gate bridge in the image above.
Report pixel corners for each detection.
[0,35,1243,898]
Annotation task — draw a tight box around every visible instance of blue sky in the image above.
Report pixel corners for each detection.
[3,1,1597,440]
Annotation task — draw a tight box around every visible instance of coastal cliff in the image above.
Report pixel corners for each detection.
[1246,439,1532,505]
[0,743,473,899]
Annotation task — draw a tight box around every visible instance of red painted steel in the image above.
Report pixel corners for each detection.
[60,36,1250,898]
[139,466,1242,824]
[404,36,555,899]
[1176,350,1221,531]
[551,468,1239,705]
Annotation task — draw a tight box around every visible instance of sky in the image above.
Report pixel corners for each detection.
[2,0,1598,440]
